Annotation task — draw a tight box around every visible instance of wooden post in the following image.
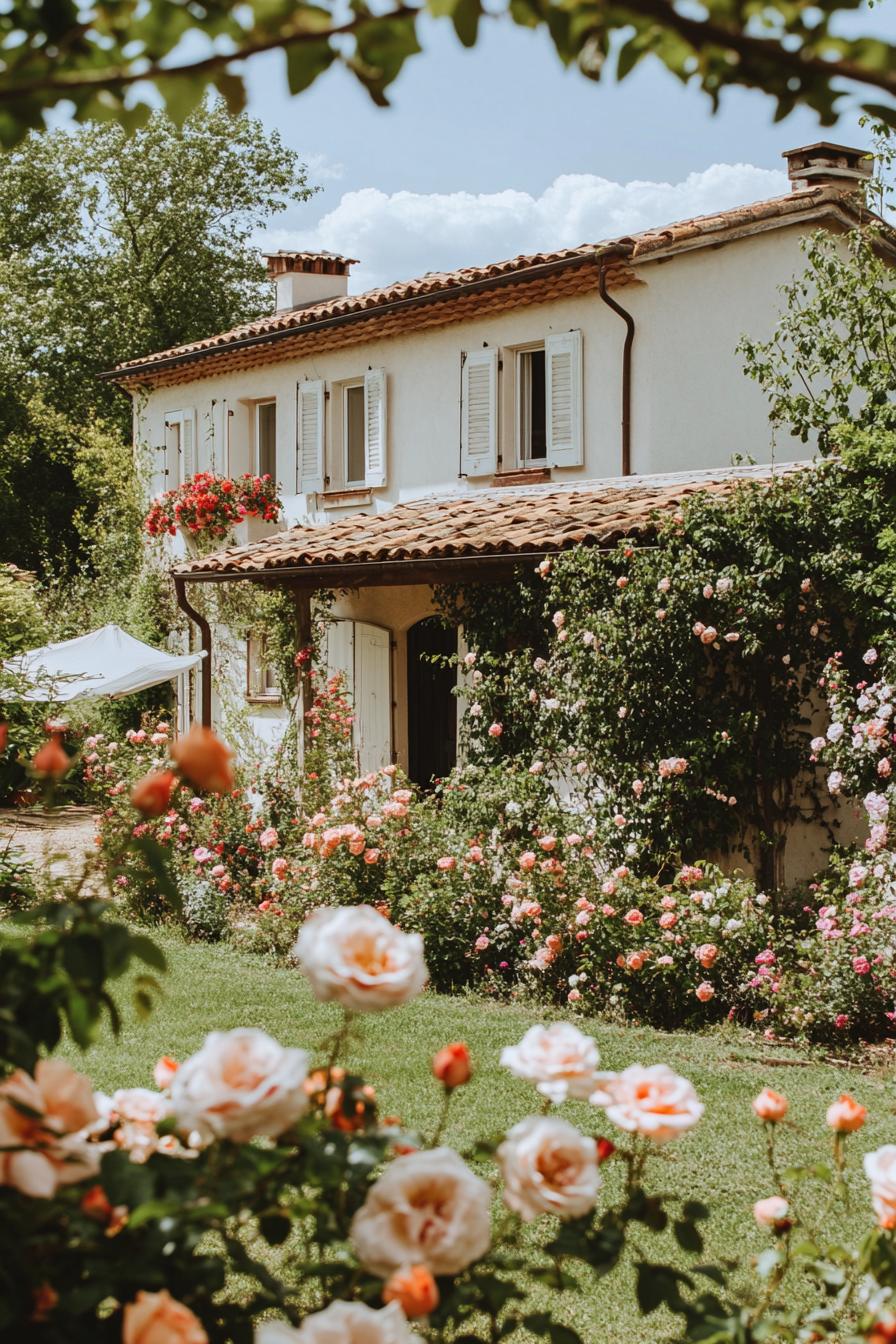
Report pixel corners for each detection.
[293,588,314,764]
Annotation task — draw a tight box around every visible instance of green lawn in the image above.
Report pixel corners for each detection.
[62,931,893,1341]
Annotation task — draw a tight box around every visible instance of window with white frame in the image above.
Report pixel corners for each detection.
[517,345,548,463]
[163,409,195,488]
[246,632,280,701]
[343,381,367,486]
[255,400,277,479]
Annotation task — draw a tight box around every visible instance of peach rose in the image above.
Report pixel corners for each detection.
[500,1023,606,1104]
[753,1195,790,1230]
[350,1146,491,1275]
[31,735,71,778]
[382,1264,439,1317]
[131,770,176,817]
[294,905,428,1013]
[826,1093,867,1133]
[865,1146,896,1228]
[123,1290,207,1344]
[432,1042,472,1090]
[153,1056,179,1091]
[169,725,235,794]
[595,1064,704,1144]
[256,1301,417,1343]
[0,1059,99,1198]
[170,1028,309,1143]
[498,1115,601,1222]
[752,1088,789,1123]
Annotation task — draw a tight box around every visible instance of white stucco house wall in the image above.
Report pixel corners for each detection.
[105,140,876,803]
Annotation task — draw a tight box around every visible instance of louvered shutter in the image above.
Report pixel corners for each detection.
[546,330,583,467]
[181,410,196,480]
[461,348,498,477]
[324,620,355,698]
[355,622,391,772]
[364,368,387,487]
[297,380,325,493]
[164,415,181,488]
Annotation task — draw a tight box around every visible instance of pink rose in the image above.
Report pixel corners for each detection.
[753,1196,790,1230]
[271,857,289,879]
[500,1023,606,1103]
[518,852,537,872]
[436,856,456,872]
[594,1064,703,1143]
[695,982,714,1002]
[0,1060,99,1198]
[259,827,279,851]
[488,723,503,738]
[498,1115,601,1222]
[623,909,643,925]
[865,1145,896,1228]
[294,905,428,1012]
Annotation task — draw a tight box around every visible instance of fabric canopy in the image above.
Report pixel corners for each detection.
[4,624,204,702]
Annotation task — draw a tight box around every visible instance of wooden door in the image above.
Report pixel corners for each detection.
[407,618,457,787]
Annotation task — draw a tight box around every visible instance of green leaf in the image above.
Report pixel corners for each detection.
[286,39,336,94]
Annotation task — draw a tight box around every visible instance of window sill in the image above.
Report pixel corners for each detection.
[492,467,552,487]
[246,694,283,706]
[322,488,373,508]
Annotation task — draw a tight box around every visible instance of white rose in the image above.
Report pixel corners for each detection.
[810,736,826,754]
[350,1147,491,1276]
[594,1064,704,1144]
[500,1023,606,1104]
[171,1028,309,1143]
[827,723,844,743]
[294,906,428,1013]
[256,1301,418,1343]
[498,1115,601,1222]
[865,1145,896,1228]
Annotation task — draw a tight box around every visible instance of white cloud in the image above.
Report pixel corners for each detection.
[264,162,789,292]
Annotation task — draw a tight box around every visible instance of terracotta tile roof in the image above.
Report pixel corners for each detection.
[175,465,800,583]
[107,185,867,386]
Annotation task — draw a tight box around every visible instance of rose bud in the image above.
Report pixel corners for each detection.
[31,1284,59,1322]
[753,1195,790,1231]
[752,1088,789,1123]
[170,725,235,794]
[596,1137,616,1164]
[432,1042,472,1090]
[80,1184,114,1223]
[382,1264,439,1318]
[826,1093,867,1133]
[153,1055,179,1090]
[131,770,176,818]
[31,734,71,778]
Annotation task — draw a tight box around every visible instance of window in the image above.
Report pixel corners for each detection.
[344,383,366,486]
[256,401,277,478]
[163,410,195,487]
[246,633,280,701]
[518,347,547,462]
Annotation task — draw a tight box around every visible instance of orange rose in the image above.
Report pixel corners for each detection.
[122,1290,208,1344]
[752,1088,789,1123]
[31,734,71,779]
[131,770,177,817]
[382,1264,440,1317]
[826,1093,867,1133]
[169,726,234,794]
[432,1042,472,1090]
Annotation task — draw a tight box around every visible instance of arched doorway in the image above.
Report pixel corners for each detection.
[407,617,457,787]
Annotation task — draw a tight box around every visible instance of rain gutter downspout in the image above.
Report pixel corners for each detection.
[174,575,212,728]
[597,251,636,477]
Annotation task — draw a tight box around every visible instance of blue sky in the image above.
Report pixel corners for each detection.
[240,8,894,287]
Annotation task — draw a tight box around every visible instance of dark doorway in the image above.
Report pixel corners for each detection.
[407,618,457,787]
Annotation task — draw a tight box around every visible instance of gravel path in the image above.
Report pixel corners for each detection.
[0,806,99,884]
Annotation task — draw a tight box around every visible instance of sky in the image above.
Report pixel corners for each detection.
[238,7,895,291]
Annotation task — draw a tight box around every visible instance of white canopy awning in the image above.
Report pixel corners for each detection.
[4,624,204,702]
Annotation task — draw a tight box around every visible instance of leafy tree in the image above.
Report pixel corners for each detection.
[0,0,894,147]
[0,100,312,576]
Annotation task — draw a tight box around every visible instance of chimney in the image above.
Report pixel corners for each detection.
[263,251,359,313]
[782,141,872,193]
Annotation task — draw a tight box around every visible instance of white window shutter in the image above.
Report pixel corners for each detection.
[181,410,196,479]
[355,622,391,773]
[297,380,325,493]
[164,414,181,488]
[364,368,387,487]
[546,330,583,467]
[461,348,498,477]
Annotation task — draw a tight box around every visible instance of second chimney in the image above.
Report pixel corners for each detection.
[263,251,359,313]
[782,141,872,192]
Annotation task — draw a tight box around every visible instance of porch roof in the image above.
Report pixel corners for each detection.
[172,464,799,589]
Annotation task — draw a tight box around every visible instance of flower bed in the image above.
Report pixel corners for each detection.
[144,472,282,540]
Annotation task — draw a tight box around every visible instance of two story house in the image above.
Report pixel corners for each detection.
[105,141,876,785]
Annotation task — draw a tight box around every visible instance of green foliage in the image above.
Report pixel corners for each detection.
[0,100,312,578]
[0,0,894,145]
[0,564,45,657]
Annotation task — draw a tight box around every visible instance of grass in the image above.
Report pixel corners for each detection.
[61,930,893,1342]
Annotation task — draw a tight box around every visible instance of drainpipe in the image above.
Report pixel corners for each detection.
[173,576,212,728]
[598,254,635,477]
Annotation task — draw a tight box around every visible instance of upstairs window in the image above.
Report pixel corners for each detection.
[344,382,366,486]
[255,400,277,478]
[518,347,547,462]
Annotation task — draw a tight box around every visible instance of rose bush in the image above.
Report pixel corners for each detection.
[144,473,282,541]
